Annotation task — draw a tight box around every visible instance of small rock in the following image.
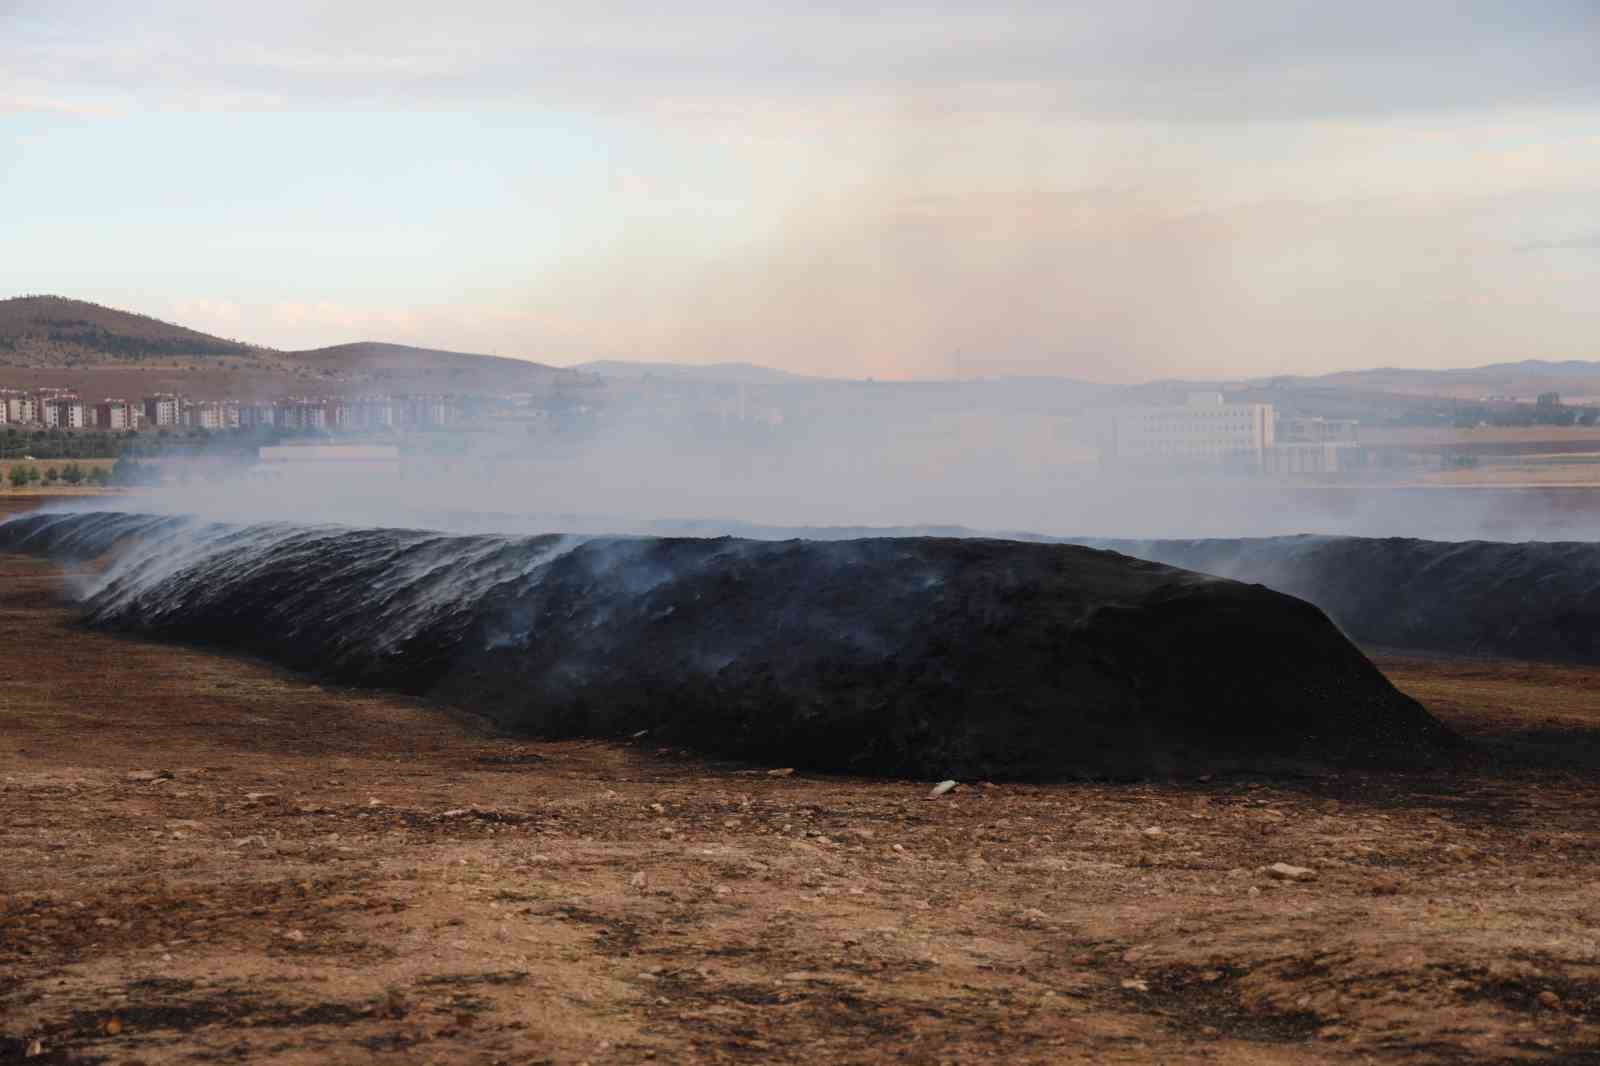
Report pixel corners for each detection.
[1016,907,1050,926]
[1264,862,1317,882]
[1119,978,1149,992]
[440,808,470,818]
[244,791,278,802]
[927,780,958,798]
[630,872,647,889]
[1538,990,1561,1009]
[24,1039,43,1058]
[284,929,305,942]
[1142,827,1165,838]
[767,768,795,777]
[126,770,173,783]
[102,1018,122,1036]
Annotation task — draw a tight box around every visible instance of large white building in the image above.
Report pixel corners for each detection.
[1103,393,1276,469]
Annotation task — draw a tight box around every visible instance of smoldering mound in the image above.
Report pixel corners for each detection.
[0,510,1451,780]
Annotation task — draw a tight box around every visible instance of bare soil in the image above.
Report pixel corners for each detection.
[4,553,1600,1063]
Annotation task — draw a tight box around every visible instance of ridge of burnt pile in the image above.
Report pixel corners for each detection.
[0,511,1453,779]
[1083,535,1600,664]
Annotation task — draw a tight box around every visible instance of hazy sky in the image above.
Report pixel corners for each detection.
[3,1,1599,381]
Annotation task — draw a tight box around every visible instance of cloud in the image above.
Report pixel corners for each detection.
[4,2,1597,118]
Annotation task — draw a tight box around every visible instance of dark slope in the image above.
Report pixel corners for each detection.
[0,511,1450,779]
[1081,535,1600,663]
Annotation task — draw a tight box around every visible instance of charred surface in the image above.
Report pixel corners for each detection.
[1085,535,1600,664]
[0,511,1450,779]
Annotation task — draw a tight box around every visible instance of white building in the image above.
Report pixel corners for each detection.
[183,401,227,430]
[1102,393,1276,470]
[5,393,37,425]
[43,396,86,429]
[143,394,180,427]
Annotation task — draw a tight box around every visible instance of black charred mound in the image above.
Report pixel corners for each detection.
[0,511,1453,780]
[1082,536,1600,664]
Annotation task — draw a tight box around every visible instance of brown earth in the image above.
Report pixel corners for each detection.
[3,507,1600,1062]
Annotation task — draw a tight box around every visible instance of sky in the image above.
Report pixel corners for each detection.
[3,1,1599,382]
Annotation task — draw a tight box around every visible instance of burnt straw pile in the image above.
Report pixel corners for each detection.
[0,511,1451,779]
[1080,535,1600,663]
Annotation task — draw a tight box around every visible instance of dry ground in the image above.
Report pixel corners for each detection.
[4,554,1600,1063]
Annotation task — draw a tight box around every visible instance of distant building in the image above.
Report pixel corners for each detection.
[273,399,327,431]
[183,400,228,430]
[94,399,130,430]
[143,394,180,427]
[402,395,459,427]
[1278,417,1359,445]
[42,396,86,429]
[343,396,397,429]
[1264,443,1360,475]
[1102,393,1276,470]
[237,402,275,429]
[9,393,35,424]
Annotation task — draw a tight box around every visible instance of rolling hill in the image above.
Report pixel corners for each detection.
[0,296,575,398]
[294,342,574,394]
[0,295,259,367]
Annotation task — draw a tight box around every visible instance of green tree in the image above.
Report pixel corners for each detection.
[6,465,26,489]
[43,466,59,484]
[61,462,84,485]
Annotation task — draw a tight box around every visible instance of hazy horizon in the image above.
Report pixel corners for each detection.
[5,2,1599,382]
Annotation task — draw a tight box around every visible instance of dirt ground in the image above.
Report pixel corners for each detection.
[4,550,1600,1063]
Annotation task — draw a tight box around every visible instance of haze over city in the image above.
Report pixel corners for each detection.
[6,0,1599,381]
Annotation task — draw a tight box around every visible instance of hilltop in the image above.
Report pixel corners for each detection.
[0,295,262,368]
[295,342,573,394]
[0,296,573,398]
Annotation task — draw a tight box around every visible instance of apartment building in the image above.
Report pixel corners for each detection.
[5,393,37,425]
[94,399,130,430]
[43,396,86,429]
[143,394,180,427]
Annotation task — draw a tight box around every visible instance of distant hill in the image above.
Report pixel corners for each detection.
[1288,359,1600,401]
[0,296,577,398]
[0,295,259,367]
[574,360,825,385]
[292,342,575,394]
